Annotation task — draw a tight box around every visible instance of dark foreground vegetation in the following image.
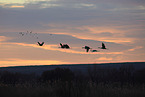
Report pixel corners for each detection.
[0,64,145,97]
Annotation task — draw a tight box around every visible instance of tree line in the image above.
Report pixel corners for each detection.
[0,65,145,85]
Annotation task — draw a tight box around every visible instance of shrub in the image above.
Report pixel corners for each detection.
[40,68,74,82]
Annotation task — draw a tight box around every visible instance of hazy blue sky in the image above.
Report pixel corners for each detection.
[0,0,145,67]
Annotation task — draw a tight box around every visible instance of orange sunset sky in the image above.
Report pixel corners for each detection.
[0,0,145,67]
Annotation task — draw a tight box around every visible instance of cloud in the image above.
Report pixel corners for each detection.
[0,36,9,42]
[46,25,134,43]
[1,0,145,10]
[0,1,145,38]
[128,46,143,51]
[96,57,113,61]
[99,32,113,37]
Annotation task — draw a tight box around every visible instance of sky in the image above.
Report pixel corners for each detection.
[0,0,145,67]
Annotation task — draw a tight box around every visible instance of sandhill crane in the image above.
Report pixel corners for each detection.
[82,46,91,52]
[38,42,44,46]
[19,32,24,36]
[98,42,107,49]
[60,43,70,49]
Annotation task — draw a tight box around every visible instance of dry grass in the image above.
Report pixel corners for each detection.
[0,82,145,97]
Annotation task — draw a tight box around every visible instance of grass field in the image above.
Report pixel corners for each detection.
[0,81,145,97]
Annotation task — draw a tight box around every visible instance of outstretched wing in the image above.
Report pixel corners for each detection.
[60,43,63,48]
[86,48,89,52]
[65,44,70,48]
[37,42,41,46]
[102,42,106,48]
[41,42,44,46]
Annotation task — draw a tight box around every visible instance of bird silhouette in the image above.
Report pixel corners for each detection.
[38,42,44,46]
[90,49,99,52]
[82,46,91,52]
[98,42,107,49]
[60,43,70,49]
[19,32,24,36]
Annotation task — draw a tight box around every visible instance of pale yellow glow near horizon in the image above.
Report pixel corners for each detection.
[0,59,67,67]
[10,5,25,8]
[96,57,113,61]
[0,0,25,4]
[0,0,55,4]
[1,59,144,67]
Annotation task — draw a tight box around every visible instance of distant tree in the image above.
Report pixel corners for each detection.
[87,65,98,82]
[0,71,37,84]
[0,71,19,84]
[40,68,74,82]
[134,68,145,83]
[118,64,134,84]
[87,65,109,83]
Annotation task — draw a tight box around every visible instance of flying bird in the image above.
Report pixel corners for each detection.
[98,42,107,49]
[90,49,99,52]
[82,46,91,52]
[38,42,44,46]
[60,43,70,49]
[19,32,24,36]
[34,33,37,35]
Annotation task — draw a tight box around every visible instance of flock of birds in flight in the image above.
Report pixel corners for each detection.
[19,31,108,52]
